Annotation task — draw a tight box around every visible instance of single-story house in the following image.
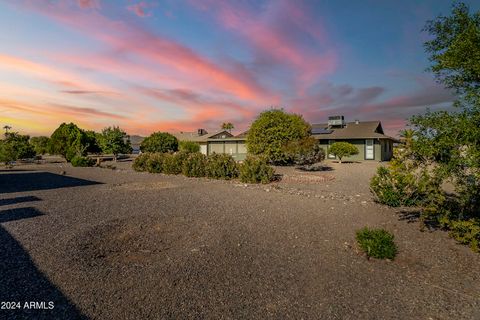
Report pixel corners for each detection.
[130,116,396,162]
[311,116,397,161]
[173,129,247,161]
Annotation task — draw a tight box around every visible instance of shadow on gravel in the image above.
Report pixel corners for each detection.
[0,172,101,194]
[0,207,44,223]
[0,196,42,207]
[0,210,88,319]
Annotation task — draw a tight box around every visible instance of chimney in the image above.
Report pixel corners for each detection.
[355,119,359,125]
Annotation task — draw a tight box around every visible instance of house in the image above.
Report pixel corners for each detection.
[311,116,396,161]
[172,129,248,161]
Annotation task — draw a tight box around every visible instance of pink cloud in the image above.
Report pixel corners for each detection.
[127,2,151,17]
[77,0,100,9]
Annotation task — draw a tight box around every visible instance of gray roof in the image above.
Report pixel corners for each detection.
[311,121,396,140]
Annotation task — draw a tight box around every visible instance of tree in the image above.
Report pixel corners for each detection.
[0,132,36,164]
[140,132,178,153]
[99,126,132,161]
[328,142,359,163]
[246,109,311,164]
[283,136,325,167]
[30,136,50,155]
[179,140,200,153]
[84,130,102,154]
[371,2,480,251]
[3,125,11,134]
[48,123,89,161]
[221,122,234,132]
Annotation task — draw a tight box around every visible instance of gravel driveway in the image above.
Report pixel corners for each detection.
[1,161,479,319]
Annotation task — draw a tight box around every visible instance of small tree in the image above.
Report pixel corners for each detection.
[246,109,311,164]
[99,126,132,161]
[30,136,50,155]
[140,132,178,153]
[221,122,234,132]
[328,142,359,163]
[0,132,36,164]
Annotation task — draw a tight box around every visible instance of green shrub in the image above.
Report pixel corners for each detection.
[146,153,166,173]
[283,136,325,166]
[328,142,359,162]
[140,132,178,153]
[162,152,188,175]
[179,141,200,153]
[239,156,275,184]
[132,153,151,172]
[70,155,94,167]
[449,219,480,252]
[205,153,239,180]
[356,227,397,259]
[182,152,207,177]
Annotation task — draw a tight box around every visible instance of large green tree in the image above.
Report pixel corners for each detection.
[0,132,36,164]
[246,109,311,164]
[49,123,89,161]
[140,132,178,153]
[99,126,132,161]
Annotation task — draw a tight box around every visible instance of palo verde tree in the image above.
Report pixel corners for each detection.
[30,136,50,155]
[99,126,132,161]
[246,109,311,164]
[328,142,359,163]
[371,2,480,251]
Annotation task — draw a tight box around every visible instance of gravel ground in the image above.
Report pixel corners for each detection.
[0,160,479,319]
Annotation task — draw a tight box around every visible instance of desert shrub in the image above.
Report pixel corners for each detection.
[140,132,178,153]
[328,142,359,163]
[283,136,325,166]
[449,219,480,252]
[146,153,166,173]
[70,155,94,167]
[132,153,151,172]
[239,156,275,184]
[30,136,50,155]
[356,227,397,259]
[182,152,207,177]
[162,152,188,175]
[179,141,200,153]
[205,153,239,180]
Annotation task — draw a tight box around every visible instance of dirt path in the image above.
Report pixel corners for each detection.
[1,162,479,319]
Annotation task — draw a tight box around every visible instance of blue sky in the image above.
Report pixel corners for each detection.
[0,0,477,136]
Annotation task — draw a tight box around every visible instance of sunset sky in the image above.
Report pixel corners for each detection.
[1,0,477,137]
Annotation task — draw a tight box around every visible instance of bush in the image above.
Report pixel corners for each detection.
[179,141,200,153]
[182,152,207,177]
[30,136,50,155]
[162,152,188,175]
[239,156,275,184]
[70,155,94,167]
[283,136,325,166]
[356,227,397,259]
[140,132,178,153]
[132,153,151,172]
[328,142,359,162]
[146,153,166,173]
[449,219,480,252]
[205,153,239,180]
[246,109,311,164]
